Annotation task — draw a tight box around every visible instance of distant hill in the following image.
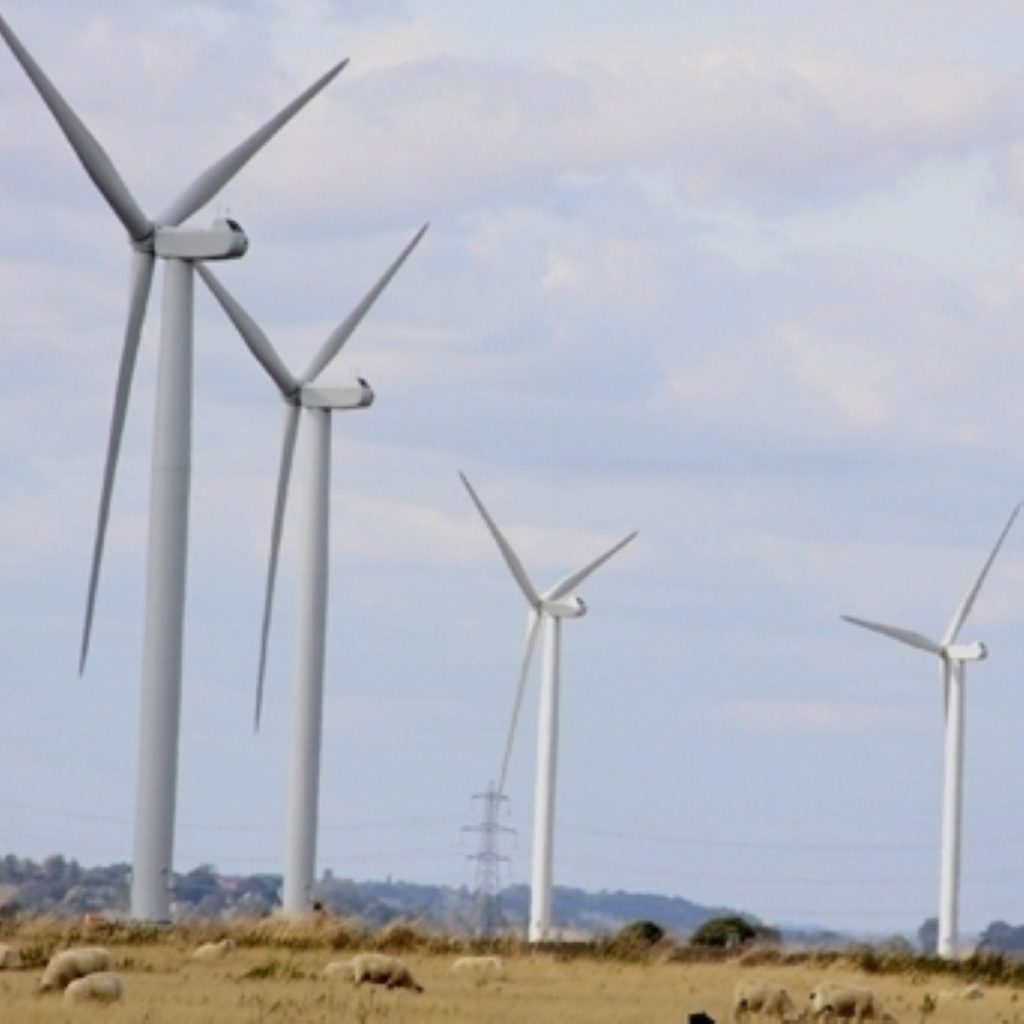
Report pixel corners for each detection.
[0,853,739,936]
[497,884,738,936]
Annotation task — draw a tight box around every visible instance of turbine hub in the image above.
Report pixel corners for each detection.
[153,217,248,260]
[300,378,374,410]
[946,641,987,662]
[541,596,586,619]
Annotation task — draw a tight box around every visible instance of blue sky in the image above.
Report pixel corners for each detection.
[3,0,1024,937]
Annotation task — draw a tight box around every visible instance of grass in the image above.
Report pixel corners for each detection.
[0,919,1023,1022]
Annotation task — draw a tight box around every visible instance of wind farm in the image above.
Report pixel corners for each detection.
[0,8,347,923]
[5,0,1024,983]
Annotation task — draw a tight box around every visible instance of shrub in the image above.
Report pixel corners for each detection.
[690,915,757,949]
[601,920,667,960]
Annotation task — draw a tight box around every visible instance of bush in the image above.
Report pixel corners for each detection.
[601,920,666,960]
[690,915,757,949]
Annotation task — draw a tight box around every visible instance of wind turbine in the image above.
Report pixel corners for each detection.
[460,473,636,942]
[0,13,346,921]
[842,504,1019,959]
[197,224,427,915]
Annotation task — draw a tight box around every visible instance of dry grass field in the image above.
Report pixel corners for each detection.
[1,921,1023,1024]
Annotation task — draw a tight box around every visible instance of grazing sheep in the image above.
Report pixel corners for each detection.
[191,938,236,961]
[39,946,112,992]
[452,955,504,973]
[351,952,424,993]
[0,944,22,969]
[324,958,354,978]
[63,971,124,1004]
[810,982,893,1023]
[734,980,800,1023]
[936,984,984,1004]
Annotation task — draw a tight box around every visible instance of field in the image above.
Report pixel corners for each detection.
[1,922,1023,1024]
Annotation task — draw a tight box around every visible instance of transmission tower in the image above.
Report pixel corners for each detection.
[463,783,514,937]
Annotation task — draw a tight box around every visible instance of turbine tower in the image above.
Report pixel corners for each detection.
[842,504,1019,959]
[460,473,635,942]
[197,224,426,915]
[0,13,345,921]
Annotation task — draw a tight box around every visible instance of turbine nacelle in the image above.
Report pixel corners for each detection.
[540,596,586,619]
[300,378,374,411]
[945,641,987,662]
[153,218,248,261]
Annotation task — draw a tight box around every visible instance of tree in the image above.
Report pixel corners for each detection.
[917,917,938,954]
[690,914,757,949]
[977,920,1024,954]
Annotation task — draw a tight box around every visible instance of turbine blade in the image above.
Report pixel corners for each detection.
[840,615,944,657]
[546,531,637,601]
[0,13,151,241]
[459,472,540,607]
[943,503,1021,645]
[302,224,429,384]
[498,610,542,796]
[80,251,156,672]
[254,402,301,730]
[196,264,298,396]
[158,58,348,227]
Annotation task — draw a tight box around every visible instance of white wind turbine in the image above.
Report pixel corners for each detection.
[842,504,1019,959]
[0,13,345,921]
[197,224,427,915]
[460,473,636,942]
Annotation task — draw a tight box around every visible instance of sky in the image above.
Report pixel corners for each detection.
[3,0,1024,939]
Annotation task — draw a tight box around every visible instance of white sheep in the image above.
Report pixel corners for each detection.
[936,983,984,1004]
[734,979,801,1023]
[38,946,112,992]
[452,955,504,973]
[63,971,124,1004]
[191,938,236,961]
[809,982,894,1023]
[351,952,424,993]
[0,943,22,969]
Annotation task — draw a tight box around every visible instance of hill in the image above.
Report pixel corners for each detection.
[0,853,737,936]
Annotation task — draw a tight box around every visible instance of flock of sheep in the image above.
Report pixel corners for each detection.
[0,937,504,1005]
[732,977,984,1024]
[0,939,994,1016]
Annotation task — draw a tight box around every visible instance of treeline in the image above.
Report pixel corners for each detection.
[6,854,1024,955]
[0,854,732,934]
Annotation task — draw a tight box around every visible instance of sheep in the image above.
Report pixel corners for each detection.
[191,938,236,961]
[451,955,504,973]
[0,944,22,969]
[809,982,893,1023]
[734,980,801,1023]
[38,946,112,992]
[63,971,124,1005]
[351,952,424,993]
[936,984,984,1004]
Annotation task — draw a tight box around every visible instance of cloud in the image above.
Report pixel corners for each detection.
[226,41,1022,231]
